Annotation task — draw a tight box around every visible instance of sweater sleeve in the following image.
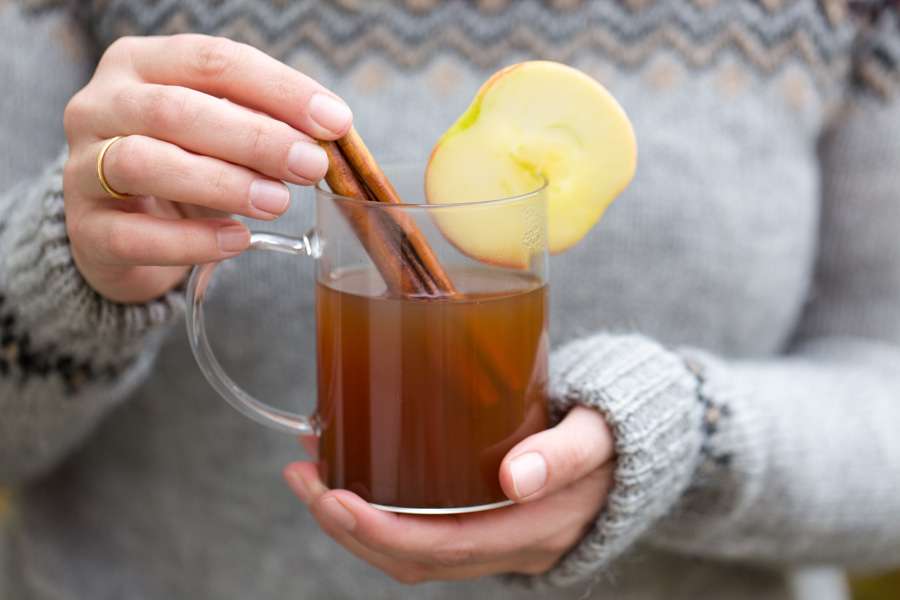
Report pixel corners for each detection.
[525,8,900,589]
[0,3,183,485]
[645,10,900,569]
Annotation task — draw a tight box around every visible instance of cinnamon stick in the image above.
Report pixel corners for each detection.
[319,140,426,297]
[320,129,526,406]
[335,129,457,295]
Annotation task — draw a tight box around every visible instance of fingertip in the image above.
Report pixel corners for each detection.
[248,179,291,219]
[316,489,382,529]
[307,93,353,140]
[287,141,329,182]
[283,463,309,502]
[498,460,522,503]
[331,111,354,139]
[316,492,358,532]
[283,462,302,482]
[498,431,549,502]
[309,120,353,142]
[283,461,327,504]
[502,451,548,502]
[501,406,614,502]
[319,489,364,512]
[216,221,251,254]
[298,433,319,458]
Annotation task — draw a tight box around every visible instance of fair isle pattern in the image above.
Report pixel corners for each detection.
[15,1,899,96]
[80,0,862,92]
[855,5,900,95]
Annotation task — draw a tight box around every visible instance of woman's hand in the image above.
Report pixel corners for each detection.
[284,406,615,583]
[62,34,352,303]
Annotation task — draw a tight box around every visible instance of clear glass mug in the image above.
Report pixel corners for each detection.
[186,165,550,514]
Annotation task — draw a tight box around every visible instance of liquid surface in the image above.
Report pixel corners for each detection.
[316,267,549,509]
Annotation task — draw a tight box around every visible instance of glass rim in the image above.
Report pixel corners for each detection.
[313,172,548,210]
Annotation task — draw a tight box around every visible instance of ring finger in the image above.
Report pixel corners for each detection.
[78,135,291,220]
[98,83,328,185]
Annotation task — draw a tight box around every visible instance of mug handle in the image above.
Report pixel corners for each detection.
[186,231,320,435]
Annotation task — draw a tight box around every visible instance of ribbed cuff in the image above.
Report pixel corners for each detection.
[0,153,184,370]
[512,333,705,589]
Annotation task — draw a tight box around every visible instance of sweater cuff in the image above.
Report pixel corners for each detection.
[0,153,184,388]
[515,333,705,589]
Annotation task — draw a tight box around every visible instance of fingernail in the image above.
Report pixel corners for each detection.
[287,141,328,181]
[321,496,356,531]
[286,469,311,503]
[308,93,353,136]
[509,452,547,499]
[217,225,250,253]
[249,180,290,216]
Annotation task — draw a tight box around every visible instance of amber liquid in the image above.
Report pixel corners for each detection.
[316,267,549,509]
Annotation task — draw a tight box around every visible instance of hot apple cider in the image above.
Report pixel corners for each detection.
[316,266,549,510]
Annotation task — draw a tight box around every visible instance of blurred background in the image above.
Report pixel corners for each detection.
[1,487,899,599]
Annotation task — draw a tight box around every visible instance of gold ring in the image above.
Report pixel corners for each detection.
[96,136,131,200]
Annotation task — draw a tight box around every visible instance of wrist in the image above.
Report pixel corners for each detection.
[1,154,185,367]
[513,333,705,588]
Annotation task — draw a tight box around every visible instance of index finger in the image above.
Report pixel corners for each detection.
[128,34,352,140]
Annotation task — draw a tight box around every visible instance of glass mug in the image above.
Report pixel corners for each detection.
[186,165,550,514]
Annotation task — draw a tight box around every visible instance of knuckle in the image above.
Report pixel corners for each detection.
[270,76,296,105]
[62,157,80,191]
[110,85,139,117]
[106,135,147,189]
[207,167,234,208]
[245,123,272,162]
[105,219,138,261]
[557,440,592,479]
[190,35,240,79]
[142,86,191,131]
[63,91,92,136]
[430,539,478,568]
[65,207,87,248]
[104,36,138,62]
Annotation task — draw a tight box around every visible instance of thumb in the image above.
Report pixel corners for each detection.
[499,406,615,503]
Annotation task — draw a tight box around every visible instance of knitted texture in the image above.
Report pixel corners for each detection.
[0,157,183,483]
[516,334,704,588]
[649,340,900,569]
[1,157,182,365]
[2,1,900,599]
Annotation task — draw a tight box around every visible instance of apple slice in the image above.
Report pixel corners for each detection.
[425,61,637,267]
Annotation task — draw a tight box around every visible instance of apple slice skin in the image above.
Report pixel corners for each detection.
[425,61,637,268]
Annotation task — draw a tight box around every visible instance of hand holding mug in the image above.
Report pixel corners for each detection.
[284,406,615,581]
[62,33,352,303]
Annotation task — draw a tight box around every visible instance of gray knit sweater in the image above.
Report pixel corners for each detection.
[2,1,900,599]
